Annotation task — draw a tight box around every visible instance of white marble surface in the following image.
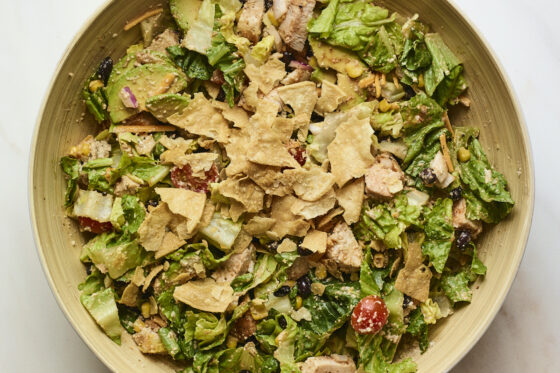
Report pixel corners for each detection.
[0,0,558,371]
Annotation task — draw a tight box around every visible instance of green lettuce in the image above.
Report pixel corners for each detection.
[471,244,487,276]
[60,156,80,207]
[199,212,242,251]
[406,308,428,353]
[274,315,300,373]
[371,111,404,138]
[183,0,215,54]
[167,45,213,80]
[441,271,472,304]
[231,254,277,293]
[121,194,145,233]
[358,333,417,372]
[422,198,454,273]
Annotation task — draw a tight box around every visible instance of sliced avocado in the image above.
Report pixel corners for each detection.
[309,38,366,78]
[107,64,188,123]
[145,93,190,122]
[170,0,203,31]
[107,49,173,87]
[337,73,366,110]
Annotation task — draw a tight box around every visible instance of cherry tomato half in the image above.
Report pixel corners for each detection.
[78,217,113,234]
[170,163,219,193]
[351,295,389,335]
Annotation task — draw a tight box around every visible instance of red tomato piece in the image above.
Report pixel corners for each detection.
[78,217,113,234]
[170,163,219,193]
[288,145,307,166]
[351,295,389,335]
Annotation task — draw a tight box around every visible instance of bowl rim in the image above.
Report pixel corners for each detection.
[28,0,535,372]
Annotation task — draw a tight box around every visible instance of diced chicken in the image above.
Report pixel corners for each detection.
[301,355,357,373]
[212,244,256,283]
[89,139,111,160]
[69,135,111,161]
[114,175,141,197]
[147,29,179,54]
[365,153,405,199]
[237,0,265,43]
[278,0,316,52]
[272,0,289,21]
[281,68,312,85]
[326,222,362,272]
[229,312,257,342]
[135,134,156,155]
[452,199,483,238]
[430,151,455,188]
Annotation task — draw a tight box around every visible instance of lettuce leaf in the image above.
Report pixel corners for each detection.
[471,244,487,276]
[422,198,454,273]
[406,308,428,353]
[371,111,404,138]
[441,271,472,303]
[308,0,340,35]
[358,333,417,372]
[84,232,146,278]
[121,194,145,233]
[183,0,215,54]
[60,156,80,207]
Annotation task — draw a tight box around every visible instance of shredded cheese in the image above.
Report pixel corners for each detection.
[439,134,454,172]
[375,74,381,99]
[113,124,176,133]
[443,112,456,139]
[381,73,386,86]
[393,76,401,89]
[123,8,163,31]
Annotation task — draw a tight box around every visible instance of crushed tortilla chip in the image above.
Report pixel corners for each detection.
[395,241,432,302]
[327,116,375,187]
[277,81,318,125]
[247,116,300,168]
[232,230,253,253]
[131,267,146,287]
[218,176,265,213]
[317,207,344,230]
[161,151,218,176]
[268,195,311,238]
[167,93,231,143]
[138,203,174,252]
[143,265,164,292]
[290,189,336,220]
[155,232,186,259]
[244,57,286,94]
[156,188,206,234]
[301,230,327,254]
[197,202,216,230]
[277,238,297,253]
[284,167,335,202]
[225,128,251,176]
[335,178,365,225]
[241,82,260,111]
[246,163,294,196]
[244,216,276,236]
[173,278,235,313]
[120,283,139,307]
[212,100,250,128]
[229,201,246,222]
[315,80,349,115]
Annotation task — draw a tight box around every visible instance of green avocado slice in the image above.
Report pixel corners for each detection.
[107,64,188,124]
[107,48,173,87]
[146,93,190,122]
[170,0,203,31]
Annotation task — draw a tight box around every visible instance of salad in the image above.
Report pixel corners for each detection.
[60,0,515,372]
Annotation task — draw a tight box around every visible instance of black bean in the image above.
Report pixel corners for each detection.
[403,294,412,309]
[455,230,471,250]
[419,168,437,185]
[449,186,463,202]
[144,200,159,209]
[273,286,291,297]
[96,57,113,85]
[297,245,313,257]
[264,0,273,10]
[296,275,312,298]
[403,84,416,99]
[281,51,294,67]
[245,335,260,349]
[311,112,324,123]
[216,88,226,102]
[278,315,287,329]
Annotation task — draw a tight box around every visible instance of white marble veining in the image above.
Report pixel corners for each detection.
[0,0,558,371]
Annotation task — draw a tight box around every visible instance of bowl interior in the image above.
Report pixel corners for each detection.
[30,0,534,371]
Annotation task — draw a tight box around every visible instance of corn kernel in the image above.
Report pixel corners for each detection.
[141,302,151,319]
[226,335,238,349]
[458,147,471,162]
[345,63,364,79]
[379,99,392,113]
[88,79,104,93]
[295,296,303,310]
[418,73,425,88]
[315,264,327,280]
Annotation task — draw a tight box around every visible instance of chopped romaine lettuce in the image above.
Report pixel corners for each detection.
[183,0,215,54]
[422,198,454,273]
[84,232,146,278]
[441,271,473,304]
[199,212,242,250]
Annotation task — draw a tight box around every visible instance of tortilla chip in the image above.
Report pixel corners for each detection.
[156,188,206,234]
[246,163,294,196]
[131,267,146,287]
[244,216,276,236]
[138,203,174,252]
[290,189,336,220]
[225,128,251,176]
[335,178,365,225]
[173,278,235,313]
[395,242,432,302]
[197,202,216,230]
[167,93,231,143]
[232,230,253,253]
[284,167,335,202]
[277,238,297,253]
[327,116,375,187]
[155,232,186,259]
[317,207,345,230]
[244,58,286,94]
[277,81,318,122]
[268,195,310,238]
[120,283,139,307]
[315,80,349,115]
[301,230,327,254]
[218,176,265,213]
[158,135,195,150]
[161,152,218,176]
[229,201,246,222]
[143,265,164,292]
[241,82,260,111]
[212,100,250,128]
[248,116,300,168]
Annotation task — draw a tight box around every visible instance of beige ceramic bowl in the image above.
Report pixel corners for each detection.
[29,0,534,372]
